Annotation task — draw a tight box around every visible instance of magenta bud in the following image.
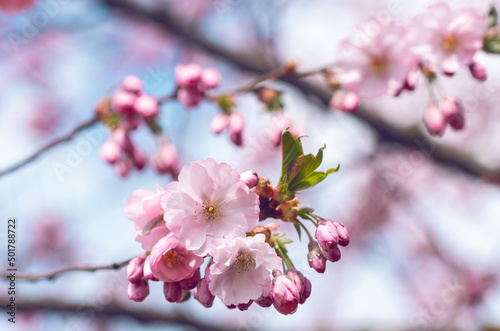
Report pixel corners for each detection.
[209,113,229,135]
[287,269,311,305]
[423,101,446,136]
[240,170,259,189]
[308,242,327,273]
[441,97,465,130]
[272,273,300,315]
[343,92,359,111]
[111,128,133,152]
[194,277,215,308]
[99,140,121,164]
[127,257,145,283]
[163,281,184,303]
[131,147,146,170]
[114,160,132,178]
[469,62,487,82]
[315,220,339,251]
[177,87,204,109]
[134,94,159,118]
[180,268,201,290]
[230,131,243,147]
[229,112,245,134]
[255,293,273,307]
[237,301,253,311]
[404,70,418,91]
[112,90,136,114]
[122,75,143,94]
[127,279,149,302]
[333,222,349,247]
[175,64,203,88]
[320,245,342,263]
[153,141,179,178]
[201,67,221,90]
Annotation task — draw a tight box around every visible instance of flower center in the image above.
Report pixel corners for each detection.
[195,200,222,221]
[441,34,457,52]
[232,251,255,273]
[162,250,184,267]
[371,55,387,75]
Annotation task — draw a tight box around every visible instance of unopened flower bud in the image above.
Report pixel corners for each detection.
[163,281,184,303]
[315,220,339,251]
[423,101,446,136]
[287,269,311,305]
[230,131,243,147]
[441,97,465,130]
[131,147,146,170]
[404,70,418,91]
[134,94,159,118]
[330,90,359,112]
[127,279,149,302]
[320,245,342,263]
[153,141,179,178]
[229,112,245,135]
[122,75,143,94]
[201,67,221,90]
[99,140,121,164]
[127,256,145,283]
[308,242,327,273]
[240,170,259,188]
[112,90,136,114]
[175,64,202,88]
[178,87,204,109]
[255,293,273,307]
[114,160,132,178]
[179,268,201,290]
[143,257,159,281]
[210,113,229,135]
[237,301,253,311]
[272,273,300,315]
[333,222,349,247]
[194,277,215,308]
[469,62,487,82]
[255,177,273,198]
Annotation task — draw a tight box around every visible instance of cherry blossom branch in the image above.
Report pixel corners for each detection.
[8,298,233,331]
[0,258,132,281]
[102,0,500,182]
[0,115,99,179]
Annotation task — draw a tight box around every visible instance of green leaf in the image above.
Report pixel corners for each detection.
[294,223,302,241]
[488,5,498,28]
[289,165,340,192]
[484,35,500,54]
[279,130,303,185]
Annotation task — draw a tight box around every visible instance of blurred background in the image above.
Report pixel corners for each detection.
[1,0,500,330]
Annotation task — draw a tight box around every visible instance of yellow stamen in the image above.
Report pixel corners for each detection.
[441,34,457,52]
[162,250,183,267]
[232,251,255,273]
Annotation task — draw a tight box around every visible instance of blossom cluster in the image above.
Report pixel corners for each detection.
[124,132,349,314]
[330,2,492,136]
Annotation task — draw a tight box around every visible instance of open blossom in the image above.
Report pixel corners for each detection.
[337,20,417,97]
[208,234,282,305]
[161,158,260,255]
[124,185,169,250]
[411,2,487,74]
[149,233,204,282]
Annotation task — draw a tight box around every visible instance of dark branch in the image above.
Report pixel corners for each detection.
[10,298,234,331]
[102,0,500,182]
[0,116,99,178]
[0,258,132,281]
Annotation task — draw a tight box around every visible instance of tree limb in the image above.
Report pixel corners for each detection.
[8,298,234,331]
[0,258,132,281]
[101,0,500,182]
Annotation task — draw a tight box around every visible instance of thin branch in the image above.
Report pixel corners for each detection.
[9,298,234,331]
[0,115,99,178]
[0,258,132,281]
[102,0,500,182]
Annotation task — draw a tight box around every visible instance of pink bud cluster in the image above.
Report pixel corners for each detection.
[124,158,347,314]
[175,64,221,109]
[331,2,489,136]
[312,220,349,270]
[210,111,246,146]
[98,76,179,178]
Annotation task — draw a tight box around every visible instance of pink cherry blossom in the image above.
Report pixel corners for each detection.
[411,2,487,74]
[127,279,149,302]
[161,158,260,255]
[271,271,300,315]
[208,234,282,306]
[337,20,417,97]
[423,100,447,136]
[149,233,204,282]
[124,185,169,250]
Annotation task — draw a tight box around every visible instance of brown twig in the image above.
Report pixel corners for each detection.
[0,258,132,281]
[9,298,234,331]
[0,115,99,178]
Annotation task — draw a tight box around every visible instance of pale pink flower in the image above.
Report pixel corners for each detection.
[161,158,260,255]
[149,233,204,282]
[411,2,487,74]
[124,185,169,250]
[208,234,282,306]
[337,20,417,97]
